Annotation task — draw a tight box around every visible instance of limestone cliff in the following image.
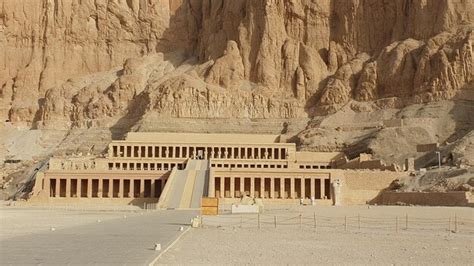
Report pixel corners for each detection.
[0,0,472,128]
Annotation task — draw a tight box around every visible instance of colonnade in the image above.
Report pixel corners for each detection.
[108,162,185,171]
[210,176,331,200]
[110,144,289,160]
[47,177,167,199]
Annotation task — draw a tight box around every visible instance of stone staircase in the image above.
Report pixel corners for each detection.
[158,159,209,209]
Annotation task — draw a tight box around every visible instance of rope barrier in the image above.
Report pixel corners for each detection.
[201,212,474,234]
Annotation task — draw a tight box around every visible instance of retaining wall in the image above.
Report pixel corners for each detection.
[339,171,405,205]
[380,191,471,207]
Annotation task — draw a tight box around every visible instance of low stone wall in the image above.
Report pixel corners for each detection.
[380,191,471,207]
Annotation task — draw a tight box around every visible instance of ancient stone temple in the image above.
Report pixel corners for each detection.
[30,132,403,207]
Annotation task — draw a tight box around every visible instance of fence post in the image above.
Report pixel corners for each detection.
[396,216,399,233]
[274,216,277,229]
[344,216,347,232]
[258,213,261,229]
[454,213,457,233]
[448,217,451,232]
[299,214,302,230]
[358,214,361,231]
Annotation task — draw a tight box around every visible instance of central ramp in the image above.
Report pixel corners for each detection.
[158,160,209,209]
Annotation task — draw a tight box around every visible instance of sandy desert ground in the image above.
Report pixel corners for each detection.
[158,205,474,265]
[1,203,472,265]
[0,203,144,241]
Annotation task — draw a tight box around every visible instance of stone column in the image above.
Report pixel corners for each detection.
[270,178,275,199]
[320,178,326,199]
[54,179,60,198]
[332,179,342,206]
[98,179,103,198]
[151,146,155,158]
[240,177,245,196]
[77,179,82,198]
[280,177,285,199]
[129,180,135,198]
[87,179,92,198]
[230,177,235,198]
[250,177,255,198]
[290,178,295,199]
[140,179,145,198]
[107,179,113,198]
[65,179,71,198]
[118,179,124,198]
[219,178,225,198]
[158,146,162,158]
[300,177,305,199]
[260,178,265,198]
[150,179,155,198]
[310,178,315,200]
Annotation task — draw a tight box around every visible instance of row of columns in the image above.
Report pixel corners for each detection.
[111,145,288,160]
[109,162,184,171]
[211,176,329,199]
[48,178,165,199]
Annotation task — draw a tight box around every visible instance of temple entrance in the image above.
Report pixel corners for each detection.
[197,149,204,160]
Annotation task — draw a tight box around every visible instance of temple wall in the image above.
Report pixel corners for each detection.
[338,171,406,205]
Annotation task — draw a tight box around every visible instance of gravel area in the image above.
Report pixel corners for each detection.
[158,205,474,265]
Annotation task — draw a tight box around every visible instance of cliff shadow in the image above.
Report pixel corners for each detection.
[445,90,474,143]
[109,91,150,140]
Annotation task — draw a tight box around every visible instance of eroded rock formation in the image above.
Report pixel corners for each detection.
[0,0,472,127]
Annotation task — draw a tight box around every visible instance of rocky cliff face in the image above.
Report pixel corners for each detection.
[0,0,472,128]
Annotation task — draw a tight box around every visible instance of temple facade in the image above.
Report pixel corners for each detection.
[30,133,344,206]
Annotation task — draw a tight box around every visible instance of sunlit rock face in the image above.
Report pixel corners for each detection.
[0,0,472,127]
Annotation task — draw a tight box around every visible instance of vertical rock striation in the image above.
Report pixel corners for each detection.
[0,0,472,126]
